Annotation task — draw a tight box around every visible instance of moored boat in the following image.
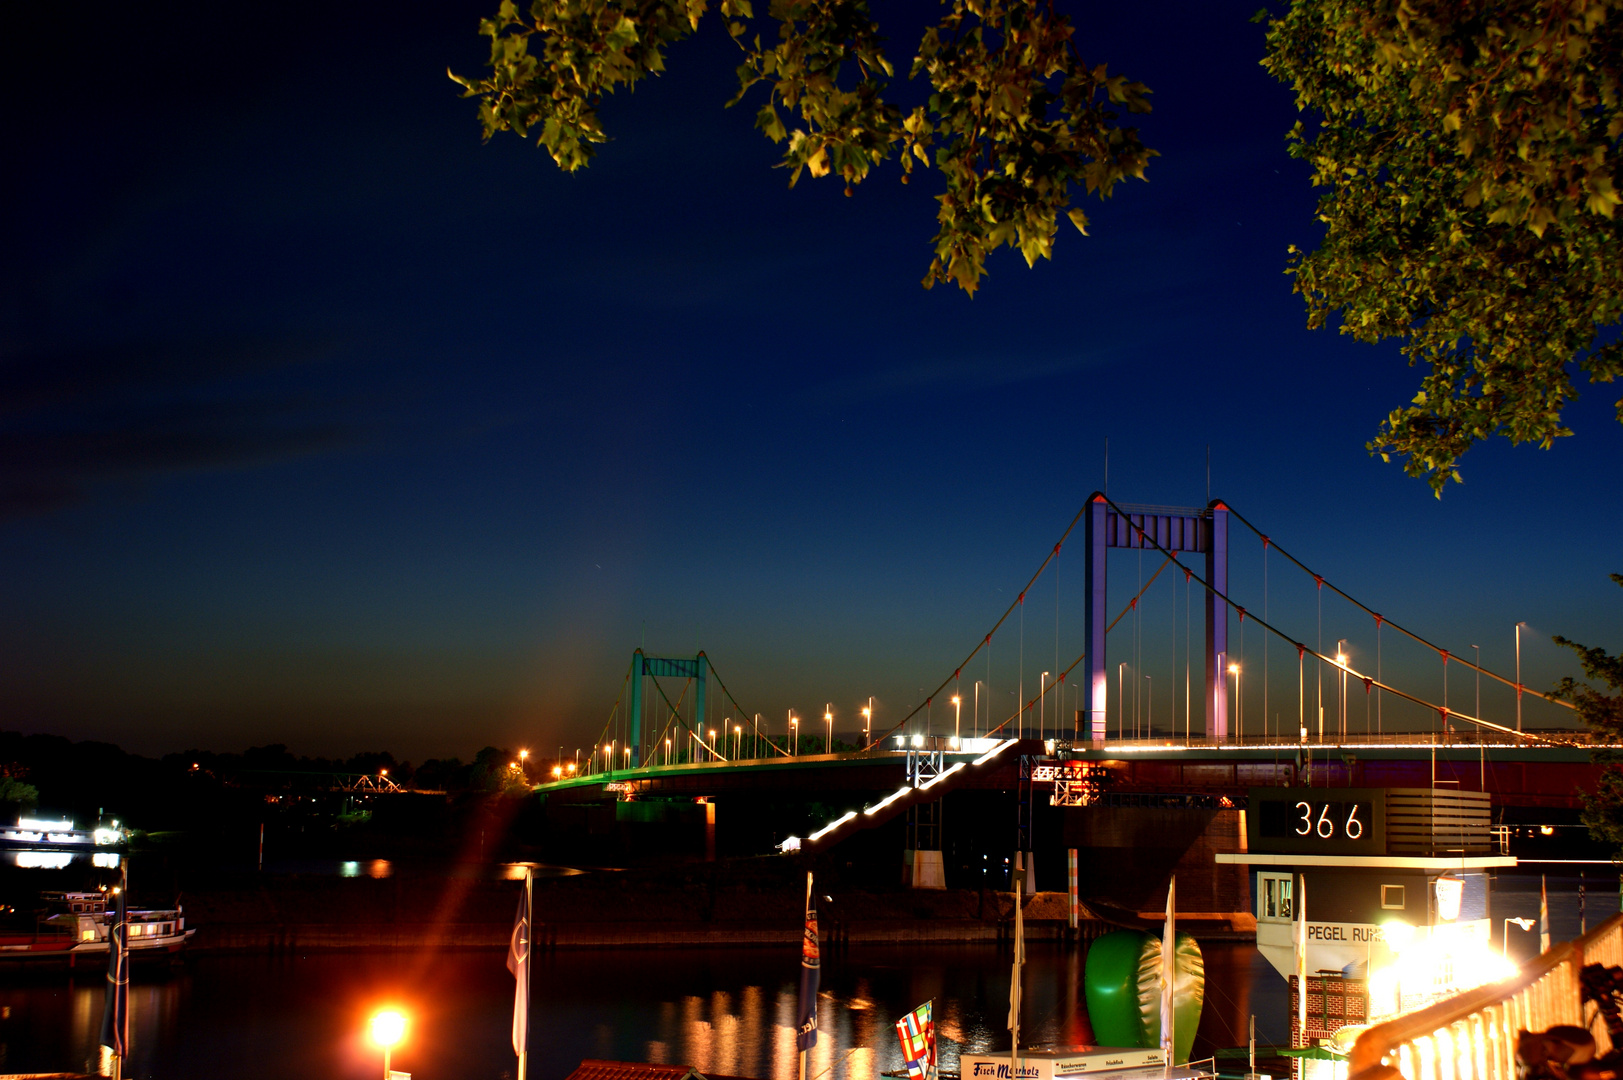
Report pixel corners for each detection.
[0,890,193,966]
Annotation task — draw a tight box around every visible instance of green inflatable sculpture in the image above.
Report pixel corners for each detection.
[1083,929,1205,1064]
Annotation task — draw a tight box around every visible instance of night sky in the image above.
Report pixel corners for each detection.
[3,0,1620,761]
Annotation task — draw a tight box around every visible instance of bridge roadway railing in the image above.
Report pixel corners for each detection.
[1348,911,1623,1080]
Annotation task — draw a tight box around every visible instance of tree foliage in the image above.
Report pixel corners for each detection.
[1261,0,1623,493]
[1554,574,1623,855]
[448,0,1155,293]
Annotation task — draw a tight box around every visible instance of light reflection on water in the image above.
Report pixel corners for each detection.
[0,943,1276,1080]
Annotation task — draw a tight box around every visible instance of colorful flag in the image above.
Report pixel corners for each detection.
[99,878,128,1058]
[796,873,820,1052]
[1009,855,1025,1070]
[507,869,532,1057]
[1540,875,1550,953]
[1161,876,1176,1063]
[1294,875,1307,1047]
[895,1001,936,1080]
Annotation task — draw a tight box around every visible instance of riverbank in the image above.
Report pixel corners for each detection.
[175,862,1255,954]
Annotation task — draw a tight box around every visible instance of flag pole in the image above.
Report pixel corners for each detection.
[799,871,811,1080]
[1008,853,1024,1077]
[519,866,532,1080]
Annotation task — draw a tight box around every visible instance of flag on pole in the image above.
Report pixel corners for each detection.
[507,868,532,1058]
[99,875,128,1059]
[1009,854,1025,1071]
[796,873,820,1053]
[1540,875,1550,954]
[1294,875,1307,1048]
[1161,876,1176,1065]
[896,1001,936,1080]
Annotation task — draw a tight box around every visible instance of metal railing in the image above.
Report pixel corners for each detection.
[1348,912,1623,1080]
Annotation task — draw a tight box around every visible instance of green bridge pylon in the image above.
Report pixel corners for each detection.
[626,649,707,767]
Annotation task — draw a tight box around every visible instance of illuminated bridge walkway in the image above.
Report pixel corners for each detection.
[533,735,1602,856]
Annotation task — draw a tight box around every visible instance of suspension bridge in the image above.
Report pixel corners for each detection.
[532,492,1604,902]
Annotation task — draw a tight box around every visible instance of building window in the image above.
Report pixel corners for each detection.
[1260,873,1294,920]
[1382,884,1405,910]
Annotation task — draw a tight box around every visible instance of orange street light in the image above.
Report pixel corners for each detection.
[370,1009,407,1080]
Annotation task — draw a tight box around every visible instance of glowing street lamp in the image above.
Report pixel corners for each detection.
[951,694,961,748]
[1336,641,1349,741]
[824,705,833,754]
[665,737,672,765]
[734,724,742,761]
[789,712,798,756]
[1040,672,1049,740]
[551,765,562,779]
[1228,663,1241,743]
[862,700,872,747]
[369,1009,407,1080]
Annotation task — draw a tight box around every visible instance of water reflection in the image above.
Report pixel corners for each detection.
[340,860,395,879]
[0,942,1307,1080]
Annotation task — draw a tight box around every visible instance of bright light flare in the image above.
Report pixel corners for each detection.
[369,1010,407,1048]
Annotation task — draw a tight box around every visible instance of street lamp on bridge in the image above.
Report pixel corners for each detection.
[1228,663,1240,745]
[1040,672,1050,741]
[951,694,961,749]
[789,712,798,756]
[1117,663,1126,741]
[1337,640,1349,742]
[824,705,833,755]
[1516,621,1528,733]
[734,724,742,761]
[862,700,872,748]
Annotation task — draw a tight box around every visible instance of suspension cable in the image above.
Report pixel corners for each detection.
[1224,504,1573,712]
[1096,495,1580,747]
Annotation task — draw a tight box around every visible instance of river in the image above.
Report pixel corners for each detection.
[0,872,1598,1080]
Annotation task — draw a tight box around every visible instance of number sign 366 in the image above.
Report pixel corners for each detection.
[1257,796,1372,845]
[1291,800,1364,840]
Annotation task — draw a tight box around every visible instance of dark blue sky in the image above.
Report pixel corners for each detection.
[2,0,1619,760]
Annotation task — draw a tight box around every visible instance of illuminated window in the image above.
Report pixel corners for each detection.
[1382,884,1406,910]
[81,930,94,941]
[1259,872,1293,920]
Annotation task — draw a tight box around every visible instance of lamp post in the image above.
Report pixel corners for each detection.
[1040,672,1050,741]
[1117,662,1126,741]
[1516,622,1527,732]
[789,713,798,756]
[370,1010,407,1080]
[606,741,614,777]
[861,702,872,749]
[665,738,671,765]
[1228,663,1241,744]
[1503,916,1535,956]
[951,694,961,749]
[1336,640,1349,742]
[519,748,529,779]
[734,724,742,760]
[824,704,833,755]
[1472,644,1481,730]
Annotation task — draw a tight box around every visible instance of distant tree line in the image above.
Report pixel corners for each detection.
[0,731,532,833]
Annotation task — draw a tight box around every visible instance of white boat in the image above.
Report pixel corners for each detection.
[0,891,194,966]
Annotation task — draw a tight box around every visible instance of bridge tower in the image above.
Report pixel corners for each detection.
[626,650,707,767]
[1082,494,1231,743]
